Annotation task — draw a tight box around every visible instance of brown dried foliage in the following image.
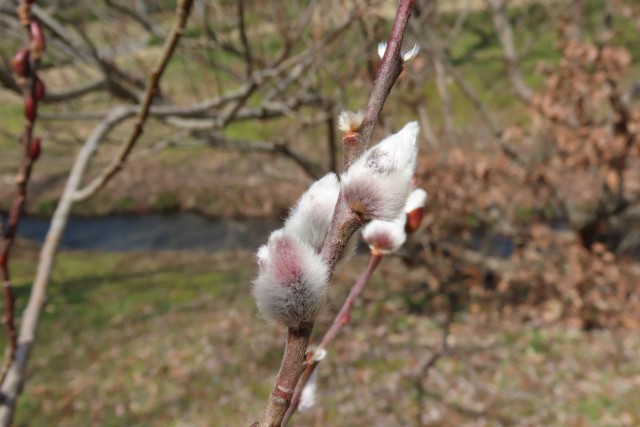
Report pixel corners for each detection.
[411,35,640,329]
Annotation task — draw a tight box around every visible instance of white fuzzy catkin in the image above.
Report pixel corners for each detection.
[405,188,428,213]
[253,230,329,327]
[362,216,407,254]
[337,110,365,133]
[341,121,419,221]
[298,368,319,412]
[377,41,420,62]
[298,348,326,412]
[284,173,340,252]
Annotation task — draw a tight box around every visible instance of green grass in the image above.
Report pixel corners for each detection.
[0,102,23,148]
[3,248,640,425]
[9,248,265,426]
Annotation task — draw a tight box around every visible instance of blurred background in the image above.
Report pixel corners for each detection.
[1,0,640,425]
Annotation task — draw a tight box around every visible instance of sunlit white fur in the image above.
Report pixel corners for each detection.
[341,121,419,220]
[298,368,319,412]
[284,173,340,252]
[253,230,329,327]
[377,41,387,60]
[256,244,269,272]
[401,44,420,62]
[405,188,428,213]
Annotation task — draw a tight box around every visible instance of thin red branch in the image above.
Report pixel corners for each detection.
[348,0,415,168]
[0,0,43,382]
[282,253,383,425]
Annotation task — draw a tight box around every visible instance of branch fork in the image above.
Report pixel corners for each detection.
[254,2,416,426]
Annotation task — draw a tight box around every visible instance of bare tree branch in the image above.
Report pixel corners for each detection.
[195,131,324,180]
[0,2,194,423]
[485,0,533,103]
[0,0,46,385]
[104,0,164,39]
[71,0,195,202]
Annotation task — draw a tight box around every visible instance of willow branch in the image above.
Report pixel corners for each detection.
[282,253,383,425]
[255,2,415,425]
[349,0,415,167]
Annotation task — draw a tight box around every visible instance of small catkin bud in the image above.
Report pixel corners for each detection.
[28,137,41,161]
[34,77,46,101]
[337,110,365,134]
[283,173,340,252]
[299,369,319,412]
[404,188,428,234]
[24,94,37,122]
[253,231,329,327]
[377,41,420,63]
[401,44,420,62]
[11,48,30,77]
[341,121,419,220]
[362,216,407,254]
[298,348,326,412]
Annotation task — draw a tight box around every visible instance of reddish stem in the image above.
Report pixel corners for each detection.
[282,253,383,425]
[258,323,314,426]
[0,0,42,379]
[347,0,415,167]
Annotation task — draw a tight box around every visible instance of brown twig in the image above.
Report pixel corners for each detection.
[485,0,533,103]
[0,0,44,384]
[282,253,383,425]
[255,1,415,425]
[72,0,195,202]
[258,323,314,427]
[414,305,454,425]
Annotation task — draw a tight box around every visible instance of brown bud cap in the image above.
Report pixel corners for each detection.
[34,77,45,101]
[28,137,41,161]
[24,94,37,122]
[11,48,30,77]
[17,3,30,26]
[405,207,424,234]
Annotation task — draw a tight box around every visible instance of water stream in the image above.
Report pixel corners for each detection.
[13,213,280,252]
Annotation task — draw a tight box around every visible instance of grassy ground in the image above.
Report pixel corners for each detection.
[6,243,640,426]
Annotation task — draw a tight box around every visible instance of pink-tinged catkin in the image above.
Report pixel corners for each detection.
[362,187,428,253]
[253,231,329,328]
